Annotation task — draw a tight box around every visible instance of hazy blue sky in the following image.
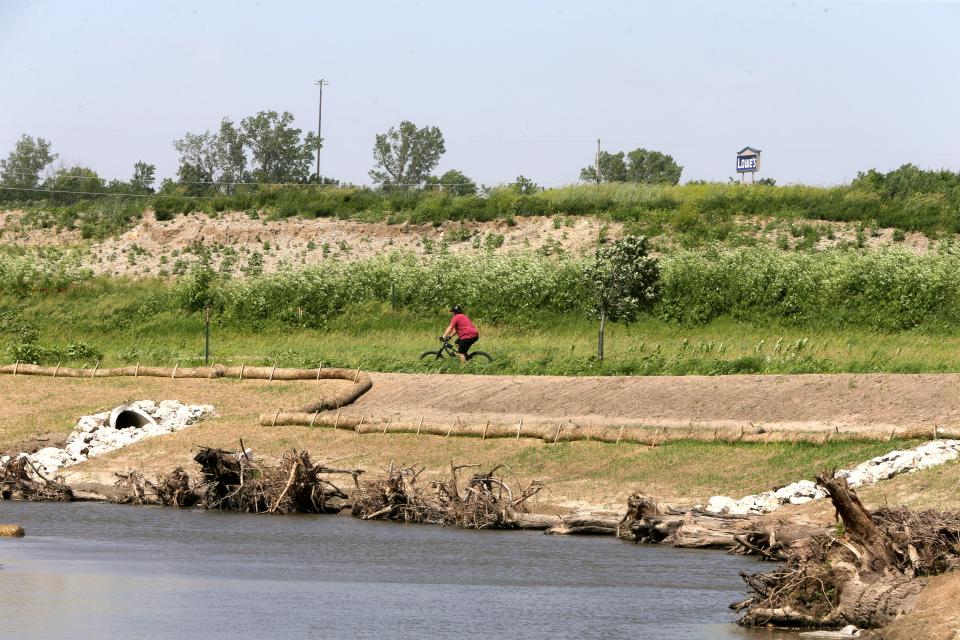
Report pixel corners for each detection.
[1,0,958,187]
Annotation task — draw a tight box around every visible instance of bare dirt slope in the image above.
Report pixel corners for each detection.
[0,210,613,276]
[348,372,960,432]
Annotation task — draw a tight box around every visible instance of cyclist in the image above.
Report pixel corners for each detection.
[440,305,479,364]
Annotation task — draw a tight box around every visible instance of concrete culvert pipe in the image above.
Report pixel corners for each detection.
[109,406,158,430]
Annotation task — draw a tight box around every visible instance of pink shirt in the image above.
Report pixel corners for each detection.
[449,313,478,339]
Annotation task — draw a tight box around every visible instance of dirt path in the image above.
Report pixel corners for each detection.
[348,372,960,432]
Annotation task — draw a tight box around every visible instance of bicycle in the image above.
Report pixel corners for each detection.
[420,336,493,362]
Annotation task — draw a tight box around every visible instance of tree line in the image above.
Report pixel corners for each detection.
[0,110,685,202]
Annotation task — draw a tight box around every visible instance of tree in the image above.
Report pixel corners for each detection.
[173,130,219,194]
[625,148,682,185]
[370,121,445,188]
[240,110,318,183]
[579,151,627,183]
[510,175,541,195]
[42,166,105,202]
[0,135,57,195]
[585,235,660,359]
[131,161,156,193]
[214,118,247,192]
[579,147,682,185]
[425,169,476,196]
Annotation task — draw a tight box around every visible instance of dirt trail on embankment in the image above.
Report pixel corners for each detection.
[347,372,960,433]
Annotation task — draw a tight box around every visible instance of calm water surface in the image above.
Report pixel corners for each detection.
[0,502,798,639]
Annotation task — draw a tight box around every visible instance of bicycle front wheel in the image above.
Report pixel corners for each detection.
[419,350,444,361]
[467,351,493,362]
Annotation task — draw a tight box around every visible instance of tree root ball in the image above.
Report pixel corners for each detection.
[0,523,25,537]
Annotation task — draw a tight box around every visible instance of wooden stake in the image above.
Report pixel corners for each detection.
[355,415,365,434]
[92,361,100,378]
[334,409,341,430]
[416,416,423,436]
[316,363,323,380]
[888,427,896,442]
[382,418,391,435]
[269,364,276,382]
[553,424,562,444]
[516,418,523,439]
[271,409,281,427]
[482,420,489,441]
[53,361,60,378]
[12,360,18,376]
[309,410,319,428]
[934,425,939,439]
[616,425,624,444]
[239,363,245,381]
[353,368,361,383]
[446,420,455,438]
[134,362,140,377]
[171,363,178,379]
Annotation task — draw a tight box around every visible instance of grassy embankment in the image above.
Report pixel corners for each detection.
[6,244,960,375]
[3,374,955,510]
[5,172,960,240]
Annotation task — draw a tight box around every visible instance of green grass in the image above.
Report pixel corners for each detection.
[5,166,960,239]
[6,287,960,376]
[497,438,925,500]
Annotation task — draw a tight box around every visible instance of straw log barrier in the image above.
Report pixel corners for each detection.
[257,412,960,445]
[0,524,25,537]
[0,363,373,412]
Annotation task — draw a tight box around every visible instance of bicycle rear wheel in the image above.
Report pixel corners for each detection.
[467,351,493,362]
[419,350,444,361]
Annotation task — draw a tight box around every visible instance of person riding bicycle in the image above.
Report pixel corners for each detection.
[441,305,479,364]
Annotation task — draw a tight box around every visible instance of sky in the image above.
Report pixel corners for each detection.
[1,0,958,187]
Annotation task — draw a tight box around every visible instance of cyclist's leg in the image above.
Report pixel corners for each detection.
[457,337,477,363]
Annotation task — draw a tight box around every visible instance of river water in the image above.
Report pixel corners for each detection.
[0,502,797,639]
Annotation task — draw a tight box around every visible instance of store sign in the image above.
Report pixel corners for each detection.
[736,154,758,172]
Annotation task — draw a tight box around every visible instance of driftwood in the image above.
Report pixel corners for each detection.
[114,471,150,505]
[152,467,198,508]
[0,456,73,502]
[139,446,361,514]
[546,513,621,535]
[615,493,826,560]
[732,473,960,630]
[190,447,356,514]
[351,462,545,529]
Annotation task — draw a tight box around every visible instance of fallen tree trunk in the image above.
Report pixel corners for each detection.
[546,513,621,535]
[732,473,951,630]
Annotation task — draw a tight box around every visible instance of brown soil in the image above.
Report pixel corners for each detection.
[873,571,960,640]
[0,208,936,278]
[0,209,615,276]
[347,372,960,433]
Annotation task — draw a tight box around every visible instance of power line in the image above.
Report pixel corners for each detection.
[0,186,215,199]
[0,171,494,189]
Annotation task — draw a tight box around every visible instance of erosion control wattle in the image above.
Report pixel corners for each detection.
[0,363,373,415]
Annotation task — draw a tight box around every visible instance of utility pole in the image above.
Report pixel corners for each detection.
[595,138,602,184]
[314,79,329,181]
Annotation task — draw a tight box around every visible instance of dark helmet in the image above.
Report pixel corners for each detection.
[450,305,463,314]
